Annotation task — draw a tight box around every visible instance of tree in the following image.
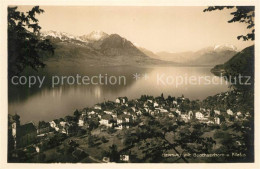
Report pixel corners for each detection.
[73,109,81,119]
[108,144,120,162]
[8,6,54,77]
[37,153,46,162]
[87,135,95,147]
[122,115,215,163]
[204,6,255,41]
[101,136,108,143]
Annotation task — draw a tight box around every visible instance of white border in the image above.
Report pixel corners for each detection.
[0,0,259,169]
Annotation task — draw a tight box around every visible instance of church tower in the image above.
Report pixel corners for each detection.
[11,114,20,149]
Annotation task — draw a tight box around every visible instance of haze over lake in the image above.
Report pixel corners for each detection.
[9,66,229,124]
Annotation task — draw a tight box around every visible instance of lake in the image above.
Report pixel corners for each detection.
[8,65,230,124]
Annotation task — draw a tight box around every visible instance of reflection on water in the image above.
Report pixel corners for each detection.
[8,66,230,124]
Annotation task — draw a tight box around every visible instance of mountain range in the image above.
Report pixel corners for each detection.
[139,44,238,66]
[41,30,170,67]
[41,30,238,66]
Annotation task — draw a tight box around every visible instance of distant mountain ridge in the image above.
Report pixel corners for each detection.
[40,30,172,66]
[41,30,238,66]
[140,45,238,66]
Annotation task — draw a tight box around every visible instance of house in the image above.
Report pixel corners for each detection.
[195,112,204,120]
[120,154,130,162]
[131,112,138,121]
[37,121,52,135]
[180,114,189,122]
[124,115,130,123]
[214,117,221,125]
[236,112,243,119]
[149,111,155,116]
[175,109,181,116]
[78,115,88,127]
[112,114,117,119]
[147,99,153,103]
[115,97,128,104]
[11,114,37,149]
[60,121,67,128]
[153,102,159,108]
[115,124,123,130]
[131,107,136,112]
[214,110,221,115]
[227,109,234,116]
[94,104,102,110]
[136,110,142,116]
[34,145,40,153]
[245,112,251,117]
[237,112,242,116]
[168,112,175,118]
[115,115,131,129]
[117,118,123,125]
[64,123,78,135]
[158,108,168,113]
[206,121,214,125]
[99,114,113,127]
[49,120,59,128]
[188,111,193,120]
[104,110,113,115]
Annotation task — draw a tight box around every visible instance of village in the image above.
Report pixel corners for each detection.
[8,92,251,163]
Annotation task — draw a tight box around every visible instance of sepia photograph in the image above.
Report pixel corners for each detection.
[4,4,256,164]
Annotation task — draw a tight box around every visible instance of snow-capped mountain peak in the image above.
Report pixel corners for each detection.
[214,44,238,52]
[41,30,83,42]
[80,31,109,41]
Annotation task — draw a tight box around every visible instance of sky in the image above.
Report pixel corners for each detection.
[18,6,254,53]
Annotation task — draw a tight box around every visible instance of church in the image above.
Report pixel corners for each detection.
[10,114,37,149]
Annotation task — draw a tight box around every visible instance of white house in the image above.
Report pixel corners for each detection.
[94,104,102,110]
[117,118,123,125]
[115,97,127,104]
[49,120,58,128]
[99,114,113,127]
[214,117,221,125]
[125,117,130,123]
[195,112,204,120]
[115,98,121,104]
[188,111,193,120]
[115,125,123,130]
[214,110,221,115]
[175,109,181,116]
[168,113,175,118]
[78,115,87,127]
[136,110,142,116]
[147,99,153,103]
[159,108,168,113]
[153,102,159,108]
[181,114,189,122]
[120,155,129,162]
[104,111,113,115]
[112,114,117,119]
[227,109,234,115]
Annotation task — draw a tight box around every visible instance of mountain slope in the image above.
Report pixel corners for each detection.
[41,30,174,66]
[155,45,238,66]
[211,45,254,91]
[79,30,109,42]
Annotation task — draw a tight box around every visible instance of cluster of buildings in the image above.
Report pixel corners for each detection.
[76,96,249,132]
[8,95,250,162]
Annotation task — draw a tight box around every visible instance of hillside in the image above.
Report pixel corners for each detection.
[211,45,254,91]
[41,31,174,67]
[154,45,238,66]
